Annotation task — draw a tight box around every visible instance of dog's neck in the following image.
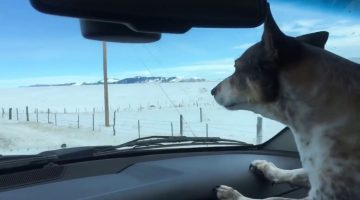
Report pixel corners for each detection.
[256,45,360,134]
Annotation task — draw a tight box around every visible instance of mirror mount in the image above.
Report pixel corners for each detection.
[80,20,161,43]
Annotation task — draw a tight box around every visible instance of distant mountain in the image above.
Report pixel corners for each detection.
[26,76,207,87]
[27,83,77,87]
[112,76,206,84]
[82,78,121,85]
[118,76,174,84]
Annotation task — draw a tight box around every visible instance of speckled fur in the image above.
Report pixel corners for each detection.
[212,5,360,200]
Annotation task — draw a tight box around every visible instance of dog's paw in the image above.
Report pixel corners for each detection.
[249,160,279,184]
[215,185,243,200]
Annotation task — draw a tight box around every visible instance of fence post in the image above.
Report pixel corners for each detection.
[36,109,39,123]
[9,108,12,120]
[16,108,18,121]
[113,111,116,136]
[206,123,208,137]
[138,120,141,138]
[26,106,29,122]
[55,113,57,126]
[171,122,174,136]
[138,120,140,138]
[200,107,203,123]
[47,108,50,124]
[256,117,263,144]
[92,112,95,131]
[1,108,4,118]
[64,108,66,114]
[77,113,80,128]
[180,115,183,136]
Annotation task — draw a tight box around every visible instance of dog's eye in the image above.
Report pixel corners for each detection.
[259,60,272,69]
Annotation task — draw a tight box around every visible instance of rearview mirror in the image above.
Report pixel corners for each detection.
[80,20,161,43]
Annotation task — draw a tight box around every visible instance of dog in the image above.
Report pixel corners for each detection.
[211,4,360,200]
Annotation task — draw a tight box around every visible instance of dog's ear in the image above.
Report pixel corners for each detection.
[296,31,329,49]
[261,4,289,60]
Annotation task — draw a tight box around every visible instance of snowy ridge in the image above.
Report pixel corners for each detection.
[26,76,206,87]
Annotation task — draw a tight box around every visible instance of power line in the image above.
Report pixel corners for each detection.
[135,46,197,137]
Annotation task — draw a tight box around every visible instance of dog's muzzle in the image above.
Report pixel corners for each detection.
[211,87,218,96]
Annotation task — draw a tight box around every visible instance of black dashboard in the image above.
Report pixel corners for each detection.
[0,129,307,200]
[0,153,307,199]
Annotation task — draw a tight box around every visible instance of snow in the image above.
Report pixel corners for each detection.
[97,78,120,84]
[0,120,128,155]
[0,82,285,155]
[73,82,83,86]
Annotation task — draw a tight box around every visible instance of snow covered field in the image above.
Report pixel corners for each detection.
[0,82,285,155]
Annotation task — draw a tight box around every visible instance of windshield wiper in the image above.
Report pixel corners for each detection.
[0,136,251,172]
[0,146,112,173]
[96,136,252,153]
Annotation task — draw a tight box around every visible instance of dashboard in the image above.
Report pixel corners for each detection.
[0,146,307,200]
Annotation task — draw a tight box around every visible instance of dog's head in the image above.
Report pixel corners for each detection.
[211,6,329,115]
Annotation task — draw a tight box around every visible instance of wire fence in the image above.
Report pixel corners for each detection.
[1,105,265,144]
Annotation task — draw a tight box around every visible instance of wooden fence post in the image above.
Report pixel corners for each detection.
[77,113,80,128]
[35,108,39,123]
[200,108,203,123]
[55,113,57,126]
[113,111,116,136]
[16,108,18,120]
[47,108,50,124]
[92,112,95,131]
[26,106,29,121]
[206,123,209,137]
[36,109,39,123]
[9,108,12,120]
[256,117,263,144]
[171,122,174,136]
[180,115,183,136]
[1,108,4,118]
[138,120,141,138]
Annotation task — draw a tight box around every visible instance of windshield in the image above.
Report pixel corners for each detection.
[0,1,359,155]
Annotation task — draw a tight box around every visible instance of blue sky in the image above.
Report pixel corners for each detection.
[0,1,359,88]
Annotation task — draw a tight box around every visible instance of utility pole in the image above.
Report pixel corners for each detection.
[103,41,110,127]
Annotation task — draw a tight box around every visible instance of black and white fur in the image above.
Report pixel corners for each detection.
[211,5,360,200]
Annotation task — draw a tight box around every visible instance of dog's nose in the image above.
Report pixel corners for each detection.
[211,87,217,96]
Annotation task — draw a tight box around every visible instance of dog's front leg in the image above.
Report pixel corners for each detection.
[250,160,309,188]
[216,185,309,200]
